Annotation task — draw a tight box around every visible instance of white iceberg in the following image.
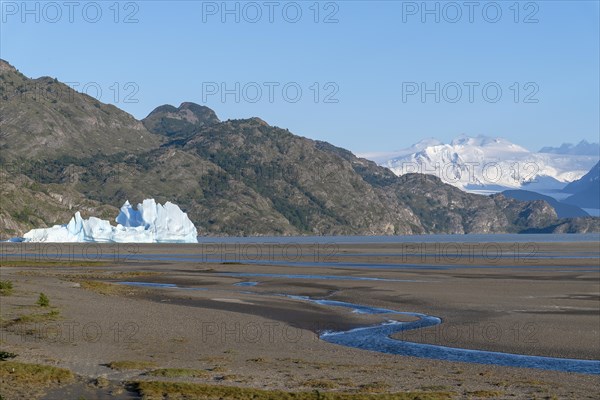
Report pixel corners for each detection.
[23,199,198,243]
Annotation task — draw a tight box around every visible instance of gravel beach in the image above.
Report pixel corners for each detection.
[1,241,598,399]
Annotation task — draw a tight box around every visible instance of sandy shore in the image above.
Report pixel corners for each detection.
[0,241,598,399]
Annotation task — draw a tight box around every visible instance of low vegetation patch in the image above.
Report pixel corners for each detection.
[0,361,74,385]
[207,366,228,373]
[132,381,455,400]
[17,270,162,280]
[358,382,391,393]
[79,271,162,280]
[0,280,13,296]
[147,368,209,378]
[216,374,240,382]
[303,379,339,389]
[78,280,137,296]
[2,309,60,327]
[0,260,108,268]
[108,360,158,370]
[94,376,110,388]
[465,390,504,398]
[421,386,453,392]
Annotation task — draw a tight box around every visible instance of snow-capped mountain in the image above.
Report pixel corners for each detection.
[368,135,599,192]
[358,138,443,164]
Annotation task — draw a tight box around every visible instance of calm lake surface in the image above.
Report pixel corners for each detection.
[196,233,600,244]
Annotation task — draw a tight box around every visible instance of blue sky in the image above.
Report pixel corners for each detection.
[1,0,598,154]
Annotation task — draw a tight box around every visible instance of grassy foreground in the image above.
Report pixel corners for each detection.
[132,381,454,400]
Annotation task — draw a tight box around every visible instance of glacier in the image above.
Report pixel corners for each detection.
[22,199,198,243]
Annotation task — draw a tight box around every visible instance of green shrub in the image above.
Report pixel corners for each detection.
[0,352,17,361]
[0,281,13,296]
[36,293,50,307]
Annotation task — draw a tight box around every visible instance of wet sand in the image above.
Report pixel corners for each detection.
[0,241,599,399]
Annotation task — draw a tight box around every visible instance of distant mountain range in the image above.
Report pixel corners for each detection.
[501,190,589,219]
[539,141,600,156]
[1,59,598,237]
[562,162,600,210]
[365,135,599,192]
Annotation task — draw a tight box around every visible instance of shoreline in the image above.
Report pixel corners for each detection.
[4,231,600,244]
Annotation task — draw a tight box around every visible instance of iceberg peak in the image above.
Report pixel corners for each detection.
[23,199,198,243]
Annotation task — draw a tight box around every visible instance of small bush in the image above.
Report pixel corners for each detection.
[0,280,13,296]
[0,351,17,361]
[36,293,50,307]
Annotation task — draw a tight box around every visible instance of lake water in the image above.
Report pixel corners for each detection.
[196,233,600,244]
[314,297,600,375]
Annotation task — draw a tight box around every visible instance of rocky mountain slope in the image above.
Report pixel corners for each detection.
[1,60,597,238]
[142,102,220,140]
[0,59,161,161]
[0,170,118,238]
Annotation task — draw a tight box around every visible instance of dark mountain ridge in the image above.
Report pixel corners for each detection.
[1,61,598,238]
[501,190,589,218]
[539,140,600,156]
[562,162,600,210]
